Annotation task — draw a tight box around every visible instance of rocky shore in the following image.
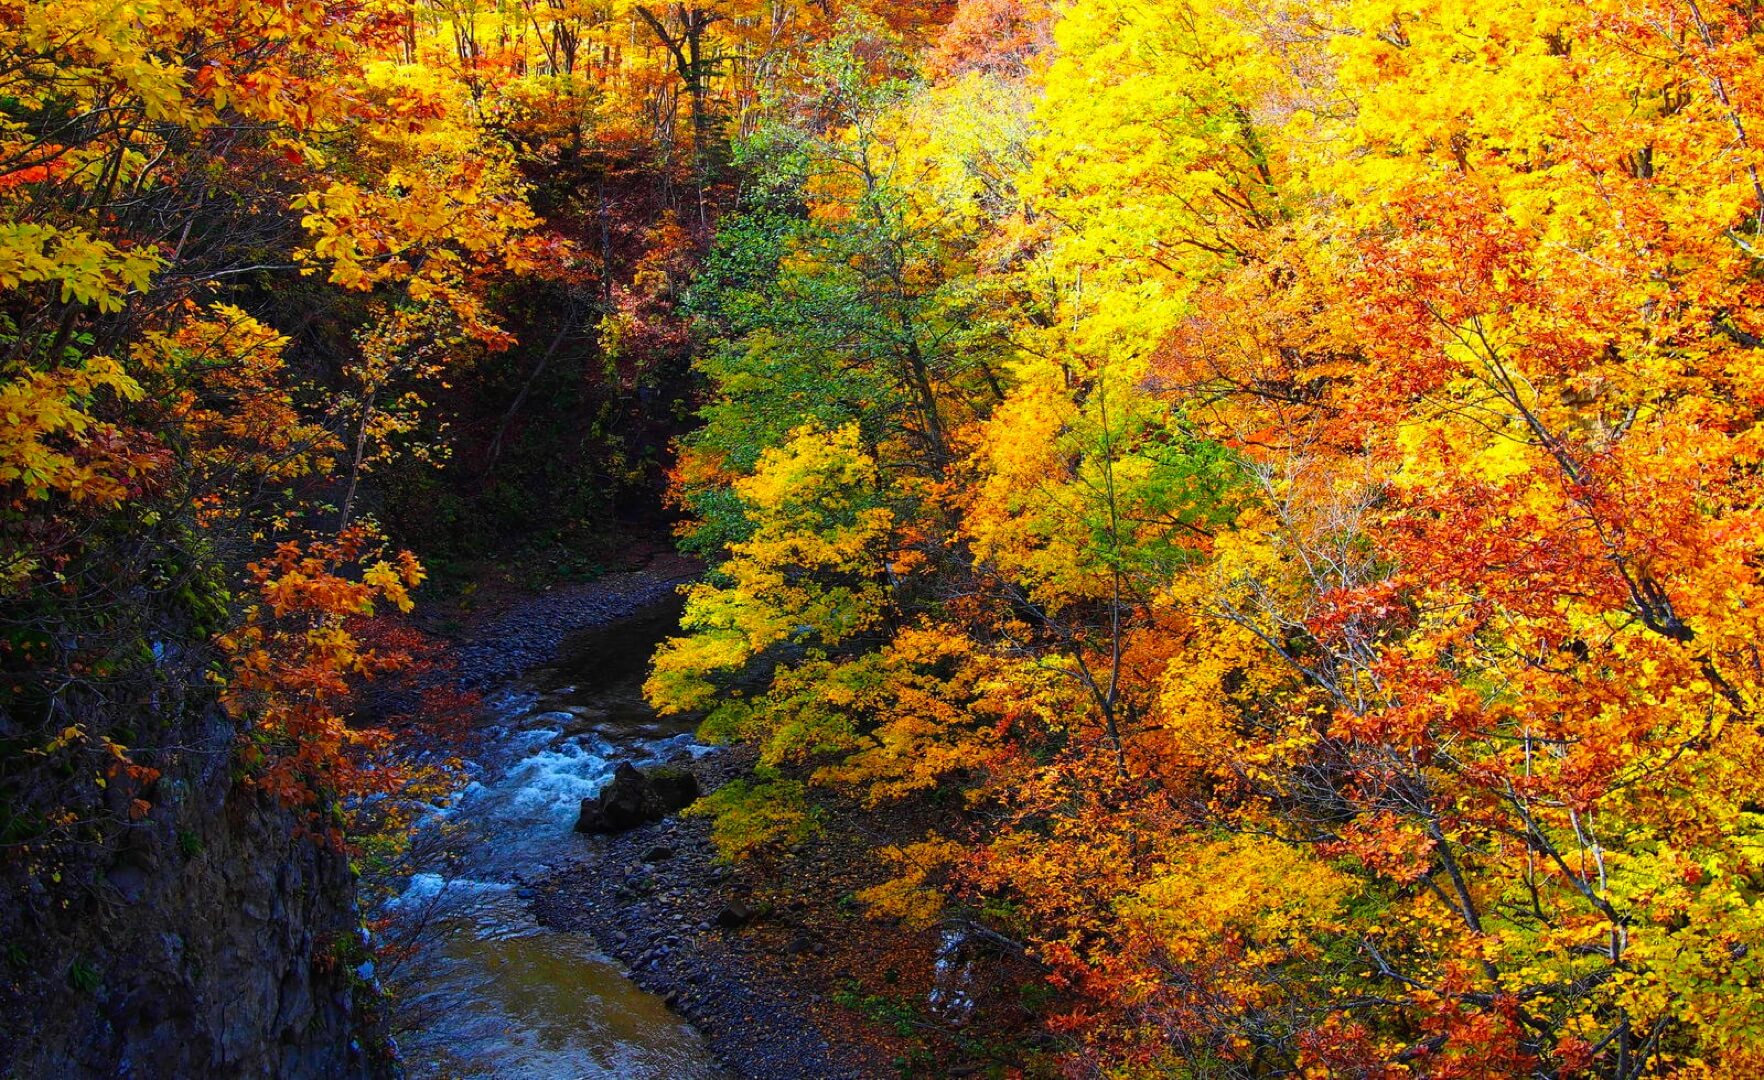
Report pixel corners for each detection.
[530,746,898,1080]
[448,550,703,688]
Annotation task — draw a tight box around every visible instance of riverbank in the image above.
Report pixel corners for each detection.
[528,732,1052,1078]
[444,547,704,689]
[530,745,904,1080]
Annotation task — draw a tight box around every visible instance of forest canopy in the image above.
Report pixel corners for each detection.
[4,0,1764,1075]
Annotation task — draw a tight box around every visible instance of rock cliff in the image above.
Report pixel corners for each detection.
[0,702,376,1080]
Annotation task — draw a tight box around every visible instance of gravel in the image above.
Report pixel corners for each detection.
[451,553,701,688]
[529,750,891,1080]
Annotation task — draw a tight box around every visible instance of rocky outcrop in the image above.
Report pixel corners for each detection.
[0,703,377,1080]
[575,762,699,833]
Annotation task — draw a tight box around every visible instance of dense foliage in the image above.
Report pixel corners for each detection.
[8,0,1764,1075]
[648,1,1764,1075]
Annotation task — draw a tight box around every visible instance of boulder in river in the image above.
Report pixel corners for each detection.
[575,762,700,833]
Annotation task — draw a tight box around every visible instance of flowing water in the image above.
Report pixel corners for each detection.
[381,601,725,1079]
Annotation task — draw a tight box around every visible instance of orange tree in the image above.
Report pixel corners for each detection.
[0,0,548,872]
[962,0,1764,1074]
[651,0,1764,1075]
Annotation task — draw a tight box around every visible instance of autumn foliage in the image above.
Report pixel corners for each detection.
[643,0,1764,1075]
[8,0,1764,1074]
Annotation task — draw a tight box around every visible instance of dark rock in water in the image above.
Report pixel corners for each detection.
[578,762,649,833]
[714,900,756,929]
[575,762,700,833]
[641,844,675,863]
[559,707,611,737]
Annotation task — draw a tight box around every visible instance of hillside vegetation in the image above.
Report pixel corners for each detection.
[4,0,1764,1076]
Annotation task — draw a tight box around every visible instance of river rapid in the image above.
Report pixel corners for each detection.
[378,599,726,1079]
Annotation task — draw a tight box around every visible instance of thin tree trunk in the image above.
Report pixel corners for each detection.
[338,389,377,534]
[485,310,575,474]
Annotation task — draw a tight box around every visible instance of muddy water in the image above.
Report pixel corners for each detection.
[383,600,724,1079]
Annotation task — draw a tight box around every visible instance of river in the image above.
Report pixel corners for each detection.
[378,599,726,1079]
